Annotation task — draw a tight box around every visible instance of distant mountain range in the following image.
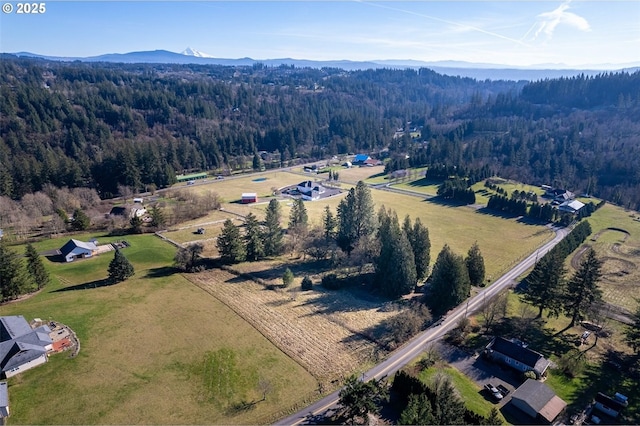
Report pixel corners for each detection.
[8,48,640,81]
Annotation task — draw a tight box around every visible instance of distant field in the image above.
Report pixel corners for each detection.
[336,165,386,184]
[0,234,317,425]
[368,189,553,281]
[166,172,554,281]
[171,171,306,203]
[391,178,441,197]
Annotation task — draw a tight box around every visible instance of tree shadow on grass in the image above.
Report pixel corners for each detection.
[406,177,443,188]
[423,196,468,208]
[145,266,179,278]
[51,278,114,292]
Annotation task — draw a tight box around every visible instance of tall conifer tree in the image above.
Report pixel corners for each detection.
[426,245,470,315]
[25,243,49,290]
[564,247,603,327]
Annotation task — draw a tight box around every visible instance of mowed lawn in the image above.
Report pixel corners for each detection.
[0,234,317,424]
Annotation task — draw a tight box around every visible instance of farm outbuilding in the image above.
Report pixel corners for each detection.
[510,379,567,423]
[59,239,98,262]
[241,193,258,203]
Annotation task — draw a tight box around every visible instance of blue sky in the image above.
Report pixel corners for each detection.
[1,1,639,67]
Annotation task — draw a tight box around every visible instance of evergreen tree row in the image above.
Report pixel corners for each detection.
[216,199,285,263]
[520,220,594,319]
[437,178,476,204]
[487,195,528,216]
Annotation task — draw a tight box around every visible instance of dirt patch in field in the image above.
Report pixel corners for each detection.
[600,257,637,282]
[184,268,400,386]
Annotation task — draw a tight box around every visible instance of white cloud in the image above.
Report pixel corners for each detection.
[533,0,591,40]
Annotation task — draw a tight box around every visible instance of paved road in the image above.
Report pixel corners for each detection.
[275,224,569,426]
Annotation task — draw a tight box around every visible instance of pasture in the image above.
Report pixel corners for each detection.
[570,203,640,312]
[187,266,402,387]
[166,172,554,281]
[0,234,317,424]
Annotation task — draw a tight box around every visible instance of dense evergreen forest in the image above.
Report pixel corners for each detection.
[1,56,639,208]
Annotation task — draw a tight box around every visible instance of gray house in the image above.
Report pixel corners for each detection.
[0,316,53,378]
[59,239,98,262]
[485,336,551,378]
[511,379,567,423]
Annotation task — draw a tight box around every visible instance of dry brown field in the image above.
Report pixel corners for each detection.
[186,265,403,387]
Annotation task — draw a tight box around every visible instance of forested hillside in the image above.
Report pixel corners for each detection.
[1,56,639,208]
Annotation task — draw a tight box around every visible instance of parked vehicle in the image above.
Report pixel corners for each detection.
[496,384,510,396]
[485,383,503,402]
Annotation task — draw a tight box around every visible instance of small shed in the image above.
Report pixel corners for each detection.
[241,193,258,204]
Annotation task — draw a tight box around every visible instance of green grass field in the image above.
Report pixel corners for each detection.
[367,190,553,281]
[168,172,554,282]
[1,234,317,424]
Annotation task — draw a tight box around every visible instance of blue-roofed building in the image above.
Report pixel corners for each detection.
[353,154,371,164]
[59,239,98,262]
[0,316,53,378]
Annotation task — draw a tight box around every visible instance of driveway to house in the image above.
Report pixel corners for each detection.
[275,224,570,426]
[435,342,522,407]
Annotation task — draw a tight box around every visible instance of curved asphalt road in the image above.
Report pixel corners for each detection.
[275,224,569,426]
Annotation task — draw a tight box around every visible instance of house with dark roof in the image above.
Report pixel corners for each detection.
[511,379,567,423]
[59,239,98,262]
[0,316,53,378]
[544,188,575,202]
[485,336,551,378]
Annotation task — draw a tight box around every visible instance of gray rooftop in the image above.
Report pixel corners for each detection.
[0,316,32,342]
[512,379,556,412]
[0,316,52,374]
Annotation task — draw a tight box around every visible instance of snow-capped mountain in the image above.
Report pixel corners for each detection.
[180,47,214,58]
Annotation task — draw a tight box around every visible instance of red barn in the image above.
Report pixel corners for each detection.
[241,193,258,203]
